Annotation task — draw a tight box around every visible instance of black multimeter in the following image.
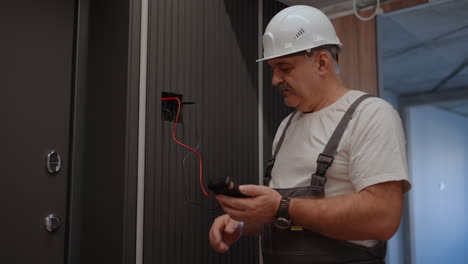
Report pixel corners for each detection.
[208,176,250,198]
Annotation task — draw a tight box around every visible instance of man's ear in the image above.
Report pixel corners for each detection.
[316,50,332,75]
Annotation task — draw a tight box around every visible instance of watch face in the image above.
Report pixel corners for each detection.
[274,217,291,230]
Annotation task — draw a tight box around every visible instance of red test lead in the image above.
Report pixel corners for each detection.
[160,97,210,197]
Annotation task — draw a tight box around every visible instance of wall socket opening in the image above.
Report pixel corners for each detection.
[161,91,183,123]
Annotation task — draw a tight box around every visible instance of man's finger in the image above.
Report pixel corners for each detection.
[222,206,247,222]
[224,220,238,234]
[209,216,230,253]
[219,243,229,253]
[209,217,224,243]
[238,184,266,197]
[225,220,243,234]
[217,196,248,211]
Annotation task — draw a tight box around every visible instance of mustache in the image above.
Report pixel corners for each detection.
[278,83,294,93]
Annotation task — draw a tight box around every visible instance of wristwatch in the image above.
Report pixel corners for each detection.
[273,197,292,229]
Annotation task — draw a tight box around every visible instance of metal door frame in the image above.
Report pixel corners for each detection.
[67,0,141,263]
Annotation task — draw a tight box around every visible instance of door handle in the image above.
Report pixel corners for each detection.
[46,150,61,173]
[43,214,61,232]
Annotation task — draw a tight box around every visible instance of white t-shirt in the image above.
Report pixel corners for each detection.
[270,90,411,247]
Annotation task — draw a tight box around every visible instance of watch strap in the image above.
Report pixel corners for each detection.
[276,197,291,220]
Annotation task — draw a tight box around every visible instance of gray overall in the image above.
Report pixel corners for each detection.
[262,94,387,264]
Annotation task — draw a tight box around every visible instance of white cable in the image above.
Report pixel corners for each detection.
[353,0,382,21]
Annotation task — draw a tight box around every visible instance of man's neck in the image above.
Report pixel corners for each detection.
[302,80,349,113]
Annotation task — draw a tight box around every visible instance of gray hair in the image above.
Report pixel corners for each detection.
[306,44,341,75]
[327,45,341,75]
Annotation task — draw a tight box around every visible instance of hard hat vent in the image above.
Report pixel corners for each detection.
[295,28,305,39]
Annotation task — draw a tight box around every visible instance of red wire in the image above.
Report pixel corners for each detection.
[161,97,210,197]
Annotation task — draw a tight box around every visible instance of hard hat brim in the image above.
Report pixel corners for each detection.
[256,43,342,63]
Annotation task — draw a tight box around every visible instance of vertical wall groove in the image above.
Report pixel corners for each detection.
[145,0,259,263]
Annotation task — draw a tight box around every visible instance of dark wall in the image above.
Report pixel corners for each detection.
[144,0,259,263]
[68,0,140,263]
[262,1,291,165]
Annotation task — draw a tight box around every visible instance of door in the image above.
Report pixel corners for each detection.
[0,0,76,262]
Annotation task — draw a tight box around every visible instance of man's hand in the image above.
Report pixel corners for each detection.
[216,185,282,224]
[209,214,244,253]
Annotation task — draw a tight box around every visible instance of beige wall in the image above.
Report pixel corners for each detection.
[333,14,378,95]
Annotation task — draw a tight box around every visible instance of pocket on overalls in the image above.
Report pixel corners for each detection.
[262,223,305,255]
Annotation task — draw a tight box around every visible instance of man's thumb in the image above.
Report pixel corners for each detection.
[238,184,263,197]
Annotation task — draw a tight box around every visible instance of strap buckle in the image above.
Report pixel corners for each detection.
[263,159,275,186]
[317,153,334,165]
[310,153,333,187]
[315,153,334,176]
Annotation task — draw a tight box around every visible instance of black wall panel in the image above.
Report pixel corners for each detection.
[262,1,291,165]
[145,0,258,263]
[68,0,140,263]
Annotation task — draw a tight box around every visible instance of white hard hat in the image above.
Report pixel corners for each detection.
[257,5,342,62]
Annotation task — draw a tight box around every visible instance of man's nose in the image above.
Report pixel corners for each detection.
[271,72,283,87]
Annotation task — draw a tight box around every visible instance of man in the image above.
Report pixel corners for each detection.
[209,5,411,264]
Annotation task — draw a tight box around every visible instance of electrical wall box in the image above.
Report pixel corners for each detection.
[161,91,183,122]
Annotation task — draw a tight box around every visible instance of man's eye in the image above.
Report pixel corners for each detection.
[280,68,292,73]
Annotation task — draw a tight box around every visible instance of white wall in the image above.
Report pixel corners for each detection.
[407,105,468,264]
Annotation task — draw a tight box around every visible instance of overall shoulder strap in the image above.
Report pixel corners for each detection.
[263,111,297,186]
[312,94,374,186]
[272,110,297,159]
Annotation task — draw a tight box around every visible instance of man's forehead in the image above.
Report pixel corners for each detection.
[267,57,298,67]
